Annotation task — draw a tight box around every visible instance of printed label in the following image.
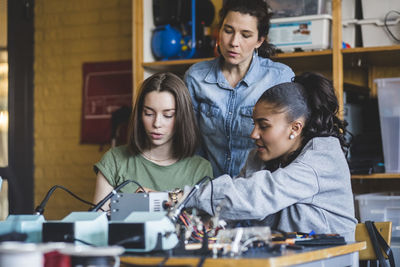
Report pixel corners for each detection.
[269,21,312,46]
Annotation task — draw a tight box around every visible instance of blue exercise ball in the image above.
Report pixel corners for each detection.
[151,24,182,60]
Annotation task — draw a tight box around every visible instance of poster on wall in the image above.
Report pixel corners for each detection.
[81,60,132,144]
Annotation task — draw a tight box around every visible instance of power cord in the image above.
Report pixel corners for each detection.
[34,185,98,215]
[114,235,143,246]
[384,10,400,42]
[208,176,214,216]
[63,234,96,246]
[90,179,146,212]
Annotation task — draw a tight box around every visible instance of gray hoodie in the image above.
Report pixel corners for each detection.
[187,136,357,241]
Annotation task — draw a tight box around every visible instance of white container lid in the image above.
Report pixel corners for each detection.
[358,18,400,26]
[375,77,400,85]
[342,19,359,26]
[271,14,332,23]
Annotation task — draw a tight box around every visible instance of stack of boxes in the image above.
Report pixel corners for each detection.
[267,2,400,265]
[356,192,400,265]
[267,0,358,52]
[341,0,358,48]
[267,0,334,51]
[267,0,400,51]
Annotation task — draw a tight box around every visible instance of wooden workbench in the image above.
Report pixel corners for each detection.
[121,241,366,267]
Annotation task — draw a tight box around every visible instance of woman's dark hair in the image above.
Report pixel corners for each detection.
[257,72,349,154]
[218,0,275,58]
[127,72,199,159]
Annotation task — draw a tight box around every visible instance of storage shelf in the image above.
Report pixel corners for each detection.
[142,57,213,70]
[142,49,334,73]
[142,46,400,72]
[274,49,332,58]
[274,49,333,71]
[142,58,212,74]
[343,45,400,67]
[352,173,400,179]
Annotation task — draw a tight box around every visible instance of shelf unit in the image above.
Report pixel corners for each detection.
[132,0,400,180]
[141,50,334,72]
[352,173,400,179]
[140,45,400,97]
[132,0,344,104]
[343,45,400,67]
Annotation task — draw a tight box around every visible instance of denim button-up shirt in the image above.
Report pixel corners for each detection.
[184,54,294,177]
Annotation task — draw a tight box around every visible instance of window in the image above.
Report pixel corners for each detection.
[0,51,8,168]
[0,0,7,168]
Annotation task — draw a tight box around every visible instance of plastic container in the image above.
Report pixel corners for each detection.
[355,192,400,238]
[341,0,357,20]
[268,0,356,19]
[359,18,400,47]
[267,0,332,18]
[342,19,358,48]
[269,14,332,52]
[375,78,400,172]
[361,0,400,20]
[392,238,400,266]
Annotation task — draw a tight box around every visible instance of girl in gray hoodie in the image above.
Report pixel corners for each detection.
[186,72,357,241]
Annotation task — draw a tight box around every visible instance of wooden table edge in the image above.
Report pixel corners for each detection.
[121,241,366,267]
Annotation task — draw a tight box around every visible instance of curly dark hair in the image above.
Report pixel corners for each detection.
[257,72,349,167]
[292,72,348,151]
[218,0,275,58]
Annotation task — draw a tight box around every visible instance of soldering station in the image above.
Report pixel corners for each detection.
[0,174,348,267]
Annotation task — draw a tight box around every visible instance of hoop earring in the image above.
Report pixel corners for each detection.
[216,43,221,56]
[289,134,295,140]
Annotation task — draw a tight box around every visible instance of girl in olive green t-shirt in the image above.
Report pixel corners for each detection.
[93,72,213,210]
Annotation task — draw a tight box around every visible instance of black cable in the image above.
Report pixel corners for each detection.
[0,232,27,242]
[114,235,143,246]
[34,185,97,215]
[384,10,400,42]
[208,176,214,216]
[70,237,96,246]
[62,233,97,246]
[196,256,207,267]
[90,179,146,212]
[157,254,169,267]
[186,176,211,207]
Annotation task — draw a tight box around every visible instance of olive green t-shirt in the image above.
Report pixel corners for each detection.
[94,145,213,192]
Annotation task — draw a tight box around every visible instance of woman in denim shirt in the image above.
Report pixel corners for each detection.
[185,0,294,177]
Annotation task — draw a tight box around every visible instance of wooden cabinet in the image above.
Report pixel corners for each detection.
[131,0,400,180]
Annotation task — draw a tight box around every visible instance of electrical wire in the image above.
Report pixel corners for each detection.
[178,211,217,243]
[127,179,147,194]
[384,10,400,42]
[63,234,96,246]
[196,256,207,267]
[70,237,96,246]
[90,179,146,211]
[157,255,169,267]
[114,235,143,246]
[208,176,214,216]
[34,185,98,215]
